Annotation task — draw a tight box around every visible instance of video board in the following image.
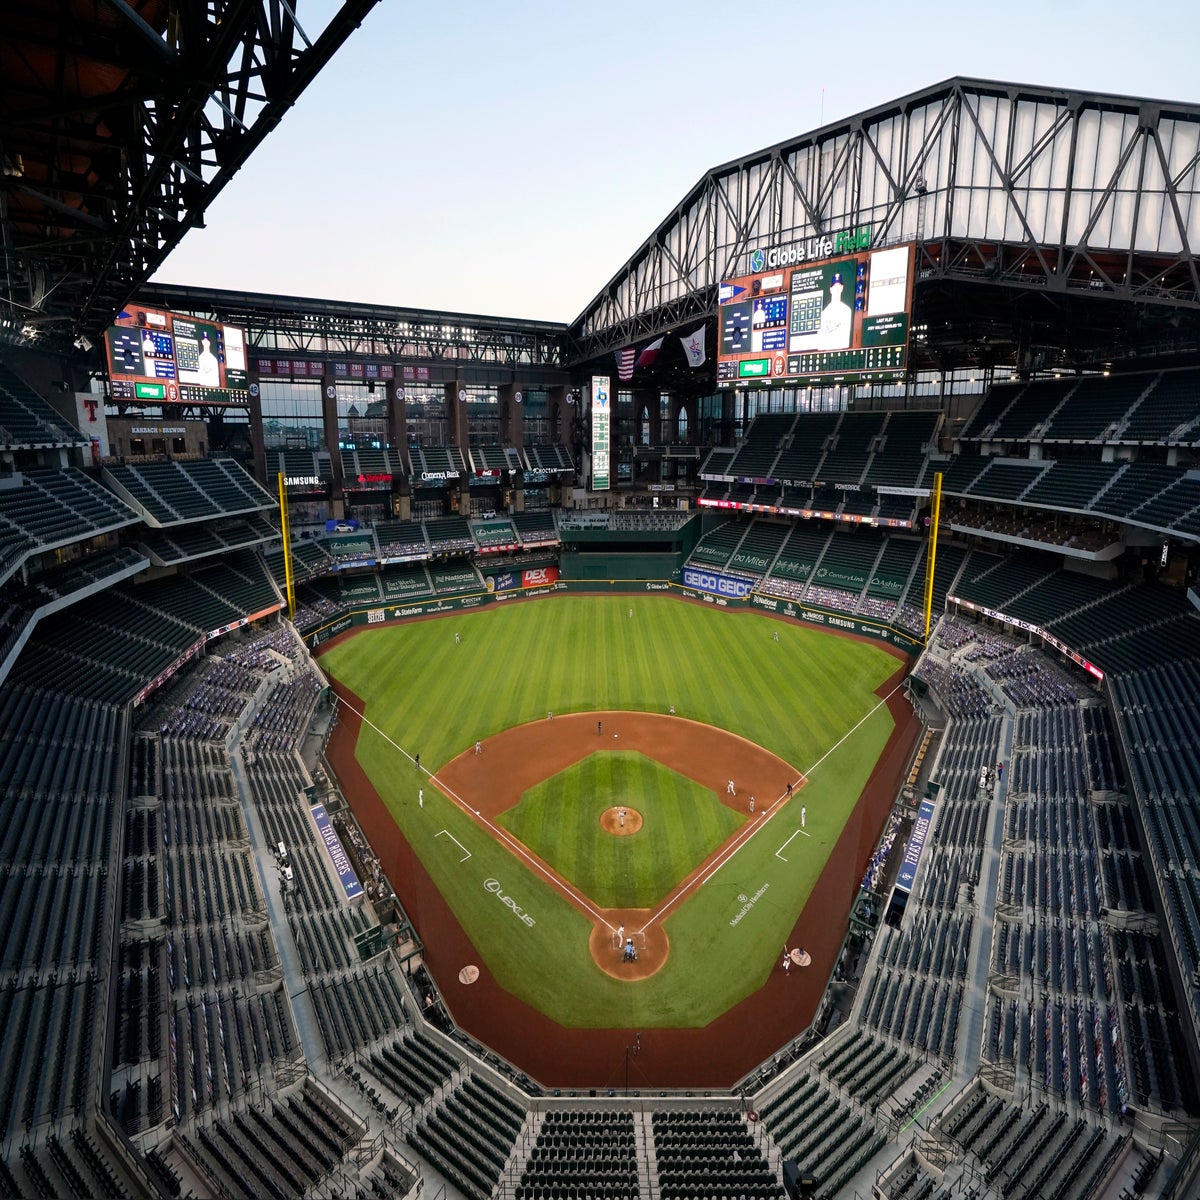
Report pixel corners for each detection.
[104,303,250,406]
[717,242,914,388]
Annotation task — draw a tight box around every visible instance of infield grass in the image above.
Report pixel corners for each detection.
[498,751,742,908]
[323,595,903,1028]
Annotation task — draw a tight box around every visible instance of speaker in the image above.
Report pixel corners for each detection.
[783,1161,819,1199]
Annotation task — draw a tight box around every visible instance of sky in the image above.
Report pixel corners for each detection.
[151,0,1200,326]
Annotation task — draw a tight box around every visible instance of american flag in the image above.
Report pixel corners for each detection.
[614,346,636,381]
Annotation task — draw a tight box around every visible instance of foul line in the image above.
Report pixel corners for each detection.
[434,830,471,862]
[637,678,906,934]
[335,692,612,927]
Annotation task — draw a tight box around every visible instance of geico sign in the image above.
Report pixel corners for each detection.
[484,877,535,927]
[682,569,753,598]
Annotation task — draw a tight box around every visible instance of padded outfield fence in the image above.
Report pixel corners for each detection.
[304,575,925,655]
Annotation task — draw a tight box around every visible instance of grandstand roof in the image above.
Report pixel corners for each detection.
[569,76,1200,379]
[0,0,378,349]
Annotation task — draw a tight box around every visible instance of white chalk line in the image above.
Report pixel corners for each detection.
[776,830,801,862]
[337,694,611,927]
[637,679,905,934]
[434,830,471,862]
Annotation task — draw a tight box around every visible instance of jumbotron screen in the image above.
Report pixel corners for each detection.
[717,241,914,388]
[104,303,250,406]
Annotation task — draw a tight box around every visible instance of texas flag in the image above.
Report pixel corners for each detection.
[635,336,664,369]
[680,326,706,368]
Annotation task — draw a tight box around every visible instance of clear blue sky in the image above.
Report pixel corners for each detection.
[152,0,1200,325]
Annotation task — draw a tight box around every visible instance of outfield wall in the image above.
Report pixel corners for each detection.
[306,578,923,654]
[559,551,683,579]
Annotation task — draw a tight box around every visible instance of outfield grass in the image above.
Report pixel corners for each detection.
[497,751,742,908]
[323,596,902,1028]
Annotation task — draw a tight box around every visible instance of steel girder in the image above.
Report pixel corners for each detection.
[136,282,571,380]
[569,77,1200,365]
[0,0,379,343]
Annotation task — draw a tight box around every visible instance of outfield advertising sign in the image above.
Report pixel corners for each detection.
[486,565,561,594]
[895,798,936,894]
[591,375,610,491]
[681,566,755,598]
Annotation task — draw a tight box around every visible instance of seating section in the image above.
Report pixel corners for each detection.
[964,459,1048,501]
[513,508,559,544]
[412,1075,523,1200]
[470,444,522,473]
[0,361,86,447]
[993,378,1076,440]
[864,411,940,488]
[375,518,427,558]
[138,513,277,565]
[757,1032,904,1197]
[526,443,573,472]
[726,413,793,478]
[688,520,747,569]
[1021,458,1124,510]
[1043,373,1149,441]
[0,683,124,1143]
[515,1109,638,1200]
[1119,368,1200,442]
[181,1083,362,1199]
[958,368,1200,455]
[767,524,829,586]
[472,518,519,549]
[771,413,839,483]
[728,519,788,576]
[820,411,886,484]
[0,468,139,584]
[424,515,475,554]
[653,1109,781,1200]
[106,457,273,524]
[928,1086,1125,1200]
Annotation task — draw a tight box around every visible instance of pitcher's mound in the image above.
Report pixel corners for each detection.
[600,806,642,836]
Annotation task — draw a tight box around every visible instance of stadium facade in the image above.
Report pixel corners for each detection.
[1,19,1199,1196]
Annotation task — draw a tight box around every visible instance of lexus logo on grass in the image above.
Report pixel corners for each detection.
[484,877,536,927]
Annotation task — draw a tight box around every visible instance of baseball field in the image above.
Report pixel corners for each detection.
[319,595,904,1040]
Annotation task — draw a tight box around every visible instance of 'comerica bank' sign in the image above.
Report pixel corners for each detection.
[681,566,755,599]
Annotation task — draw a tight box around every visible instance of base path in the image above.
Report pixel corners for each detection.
[323,660,920,1088]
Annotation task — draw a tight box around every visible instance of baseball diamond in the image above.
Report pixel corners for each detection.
[318,594,913,1077]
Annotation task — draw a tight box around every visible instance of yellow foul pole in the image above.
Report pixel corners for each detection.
[922,470,943,643]
[278,472,296,621]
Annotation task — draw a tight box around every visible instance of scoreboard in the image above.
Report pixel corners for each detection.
[104,303,250,406]
[717,242,914,388]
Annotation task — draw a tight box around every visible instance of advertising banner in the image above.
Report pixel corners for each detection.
[522,565,559,588]
[895,797,936,894]
[311,803,364,900]
[681,566,755,599]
